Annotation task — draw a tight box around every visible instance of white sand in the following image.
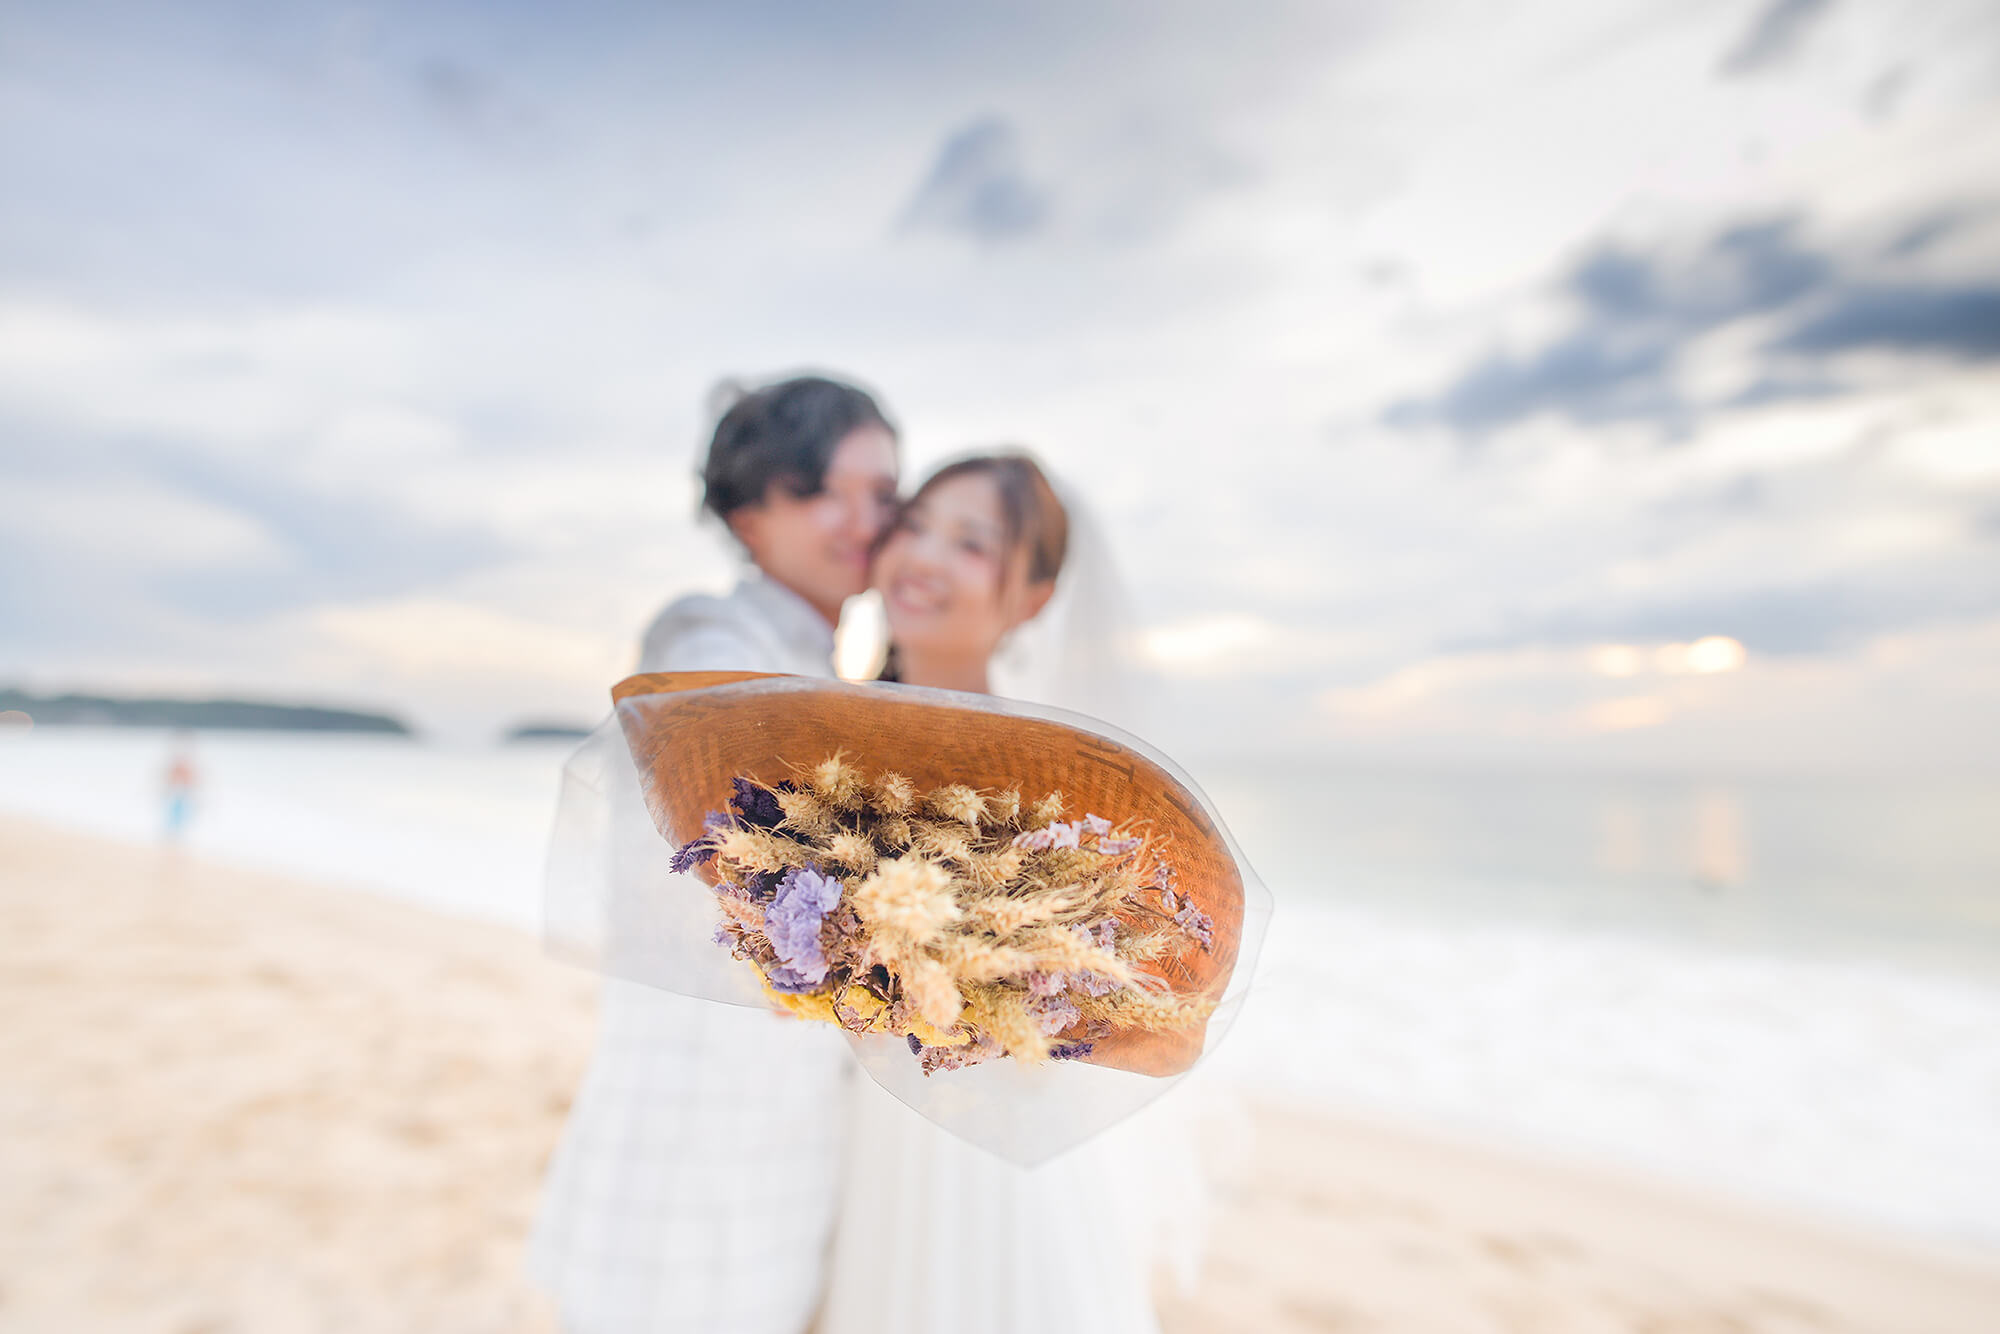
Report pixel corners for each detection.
[4,815,1996,1333]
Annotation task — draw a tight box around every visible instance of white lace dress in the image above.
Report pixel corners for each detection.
[528,575,855,1334]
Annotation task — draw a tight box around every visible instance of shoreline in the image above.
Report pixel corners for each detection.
[5,814,1998,1332]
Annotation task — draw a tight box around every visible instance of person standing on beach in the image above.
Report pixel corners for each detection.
[528,375,901,1334]
[160,733,200,844]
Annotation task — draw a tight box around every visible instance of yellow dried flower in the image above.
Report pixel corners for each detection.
[967,846,1026,889]
[1014,928,1138,988]
[870,771,917,814]
[934,935,1038,982]
[765,983,841,1026]
[715,894,765,932]
[810,754,865,810]
[985,788,1022,828]
[1086,988,1218,1033]
[911,822,974,866]
[904,955,965,1030]
[1092,856,1145,897]
[970,887,1079,935]
[926,783,987,827]
[966,986,1049,1062]
[775,786,834,839]
[823,830,878,872]
[1028,790,1066,828]
[713,826,818,874]
[832,985,890,1033]
[1121,928,1181,963]
[850,856,961,947]
[905,1012,971,1047]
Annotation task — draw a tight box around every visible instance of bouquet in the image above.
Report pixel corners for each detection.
[546,670,1266,1158]
[672,756,1218,1074]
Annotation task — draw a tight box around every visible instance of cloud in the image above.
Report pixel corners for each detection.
[1385,218,1830,434]
[1883,207,1977,259]
[1717,0,1837,77]
[296,595,626,684]
[1776,286,2000,359]
[0,421,513,636]
[1136,612,1374,678]
[1386,213,1998,439]
[898,117,1050,244]
[1447,564,2000,658]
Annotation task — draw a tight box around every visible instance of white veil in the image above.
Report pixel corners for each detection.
[988,478,1155,738]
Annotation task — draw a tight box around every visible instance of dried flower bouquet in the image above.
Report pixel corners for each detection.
[671,754,1218,1074]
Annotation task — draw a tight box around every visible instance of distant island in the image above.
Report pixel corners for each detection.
[0,689,412,735]
[501,721,595,743]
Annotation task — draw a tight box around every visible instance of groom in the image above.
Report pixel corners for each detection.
[531,374,901,1334]
[641,374,900,673]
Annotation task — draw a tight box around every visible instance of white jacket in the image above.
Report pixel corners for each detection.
[529,573,852,1334]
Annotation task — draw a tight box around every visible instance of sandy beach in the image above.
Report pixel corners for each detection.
[4,814,1996,1334]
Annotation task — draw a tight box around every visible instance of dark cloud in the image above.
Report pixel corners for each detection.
[899,117,1050,244]
[413,57,543,145]
[1717,0,1837,77]
[1447,563,2000,658]
[1387,217,1828,435]
[1777,286,2000,359]
[1386,211,1999,439]
[1382,334,1681,434]
[1723,374,1850,409]
[1883,206,1971,258]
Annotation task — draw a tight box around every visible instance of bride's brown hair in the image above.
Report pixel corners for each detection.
[902,452,1068,586]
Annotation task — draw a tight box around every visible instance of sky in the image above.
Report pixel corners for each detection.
[3,0,1997,771]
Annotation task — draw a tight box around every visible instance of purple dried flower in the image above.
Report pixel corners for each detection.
[1098,836,1142,855]
[1160,887,1178,912]
[1023,970,1066,999]
[672,808,741,874]
[1013,819,1085,852]
[1032,994,1081,1035]
[763,866,842,986]
[907,1033,924,1055]
[1074,971,1119,997]
[1081,813,1111,836]
[917,1036,1004,1076]
[671,834,718,874]
[765,964,823,993]
[729,777,787,829]
[743,870,780,901]
[1095,920,1117,950]
[1048,1041,1096,1061]
[1174,901,1215,950]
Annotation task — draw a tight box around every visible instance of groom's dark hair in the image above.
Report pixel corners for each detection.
[700,375,896,520]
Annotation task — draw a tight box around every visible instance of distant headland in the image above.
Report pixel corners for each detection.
[0,689,413,735]
[501,721,595,743]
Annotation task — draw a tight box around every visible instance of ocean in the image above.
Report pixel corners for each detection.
[3,724,1997,1250]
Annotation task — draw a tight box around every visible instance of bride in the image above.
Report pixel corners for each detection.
[817,452,1182,1334]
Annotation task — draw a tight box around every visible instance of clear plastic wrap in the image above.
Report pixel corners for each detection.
[544,670,1271,1163]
